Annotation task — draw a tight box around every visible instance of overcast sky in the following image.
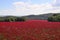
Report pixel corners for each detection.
[0,0,60,16]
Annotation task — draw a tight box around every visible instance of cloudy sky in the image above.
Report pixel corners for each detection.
[0,0,60,16]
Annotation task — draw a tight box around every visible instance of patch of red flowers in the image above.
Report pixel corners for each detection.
[0,20,60,40]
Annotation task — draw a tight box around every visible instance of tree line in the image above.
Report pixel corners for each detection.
[0,16,27,22]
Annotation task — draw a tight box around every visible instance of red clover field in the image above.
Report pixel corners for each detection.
[0,20,60,40]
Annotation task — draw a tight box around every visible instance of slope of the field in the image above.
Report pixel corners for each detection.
[0,20,60,40]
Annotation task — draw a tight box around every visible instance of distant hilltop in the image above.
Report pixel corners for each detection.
[24,13,60,20]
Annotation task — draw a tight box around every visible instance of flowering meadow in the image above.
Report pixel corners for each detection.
[0,20,60,40]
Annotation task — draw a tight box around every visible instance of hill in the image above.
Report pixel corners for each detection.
[23,13,60,20]
[0,13,60,21]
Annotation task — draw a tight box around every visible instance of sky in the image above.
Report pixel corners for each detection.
[0,0,60,16]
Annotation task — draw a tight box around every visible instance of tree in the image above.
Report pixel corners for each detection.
[0,17,5,22]
[48,16,53,21]
[0,16,27,22]
[48,14,60,22]
[16,17,27,22]
[5,16,16,22]
[53,14,58,16]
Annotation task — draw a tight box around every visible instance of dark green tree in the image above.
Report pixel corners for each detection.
[16,17,27,22]
[0,16,27,22]
[48,14,60,22]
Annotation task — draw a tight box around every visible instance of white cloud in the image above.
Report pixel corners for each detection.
[13,2,53,15]
[0,0,60,16]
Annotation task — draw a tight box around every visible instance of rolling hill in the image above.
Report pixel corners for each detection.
[23,13,60,20]
[0,13,60,20]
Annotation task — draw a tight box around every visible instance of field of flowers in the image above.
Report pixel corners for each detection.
[0,20,60,40]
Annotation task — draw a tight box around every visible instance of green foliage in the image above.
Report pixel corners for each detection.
[0,16,27,22]
[0,17,5,22]
[53,14,58,16]
[48,16,53,21]
[48,14,60,22]
[7,17,16,22]
[16,17,27,22]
